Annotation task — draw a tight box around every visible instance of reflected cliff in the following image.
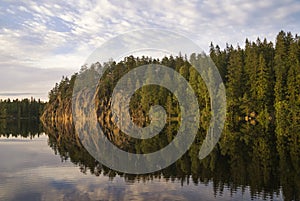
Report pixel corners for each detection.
[0,119,298,200]
[42,120,299,201]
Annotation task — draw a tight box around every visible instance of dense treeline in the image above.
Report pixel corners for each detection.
[96,54,213,124]
[209,31,300,168]
[47,31,299,124]
[210,30,300,130]
[46,54,213,126]
[48,75,77,103]
[0,98,45,119]
[44,30,300,143]
[42,31,300,200]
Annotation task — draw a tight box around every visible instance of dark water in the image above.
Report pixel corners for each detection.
[0,119,299,201]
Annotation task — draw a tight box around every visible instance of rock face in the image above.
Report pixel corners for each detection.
[41,89,133,150]
[40,93,72,127]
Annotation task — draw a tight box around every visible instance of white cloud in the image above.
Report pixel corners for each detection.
[18,6,30,12]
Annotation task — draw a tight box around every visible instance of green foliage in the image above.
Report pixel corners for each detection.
[44,31,300,171]
[0,98,45,119]
[39,31,300,200]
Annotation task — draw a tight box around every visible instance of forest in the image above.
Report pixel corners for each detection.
[40,30,300,200]
[0,98,45,119]
[46,31,300,128]
[43,30,300,160]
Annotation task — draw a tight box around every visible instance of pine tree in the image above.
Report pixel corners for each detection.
[256,53,270,106]
[274,31,290,136]
[286,41,300,125]
[226,47,244,116]
[244,40,258,108]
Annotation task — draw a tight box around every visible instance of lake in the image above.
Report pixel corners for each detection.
[0,119,298,201]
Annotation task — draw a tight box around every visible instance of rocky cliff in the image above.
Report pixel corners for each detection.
[40,86,135,149]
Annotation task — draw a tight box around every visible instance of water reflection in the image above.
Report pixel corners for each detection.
[0,120,298,200]
[43,120,299,201]
[0,119,43,138]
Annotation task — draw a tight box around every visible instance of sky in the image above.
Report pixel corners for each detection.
[0,0,300,101]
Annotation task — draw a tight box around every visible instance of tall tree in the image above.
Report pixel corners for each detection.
[226,47,244,117]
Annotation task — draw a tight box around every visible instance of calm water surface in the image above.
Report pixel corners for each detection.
[0,120,297,201]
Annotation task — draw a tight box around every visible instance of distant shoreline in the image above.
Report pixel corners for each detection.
[0,117,40,120]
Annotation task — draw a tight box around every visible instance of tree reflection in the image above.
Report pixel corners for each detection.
[42,120,299,201]
[0,119,43,138]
